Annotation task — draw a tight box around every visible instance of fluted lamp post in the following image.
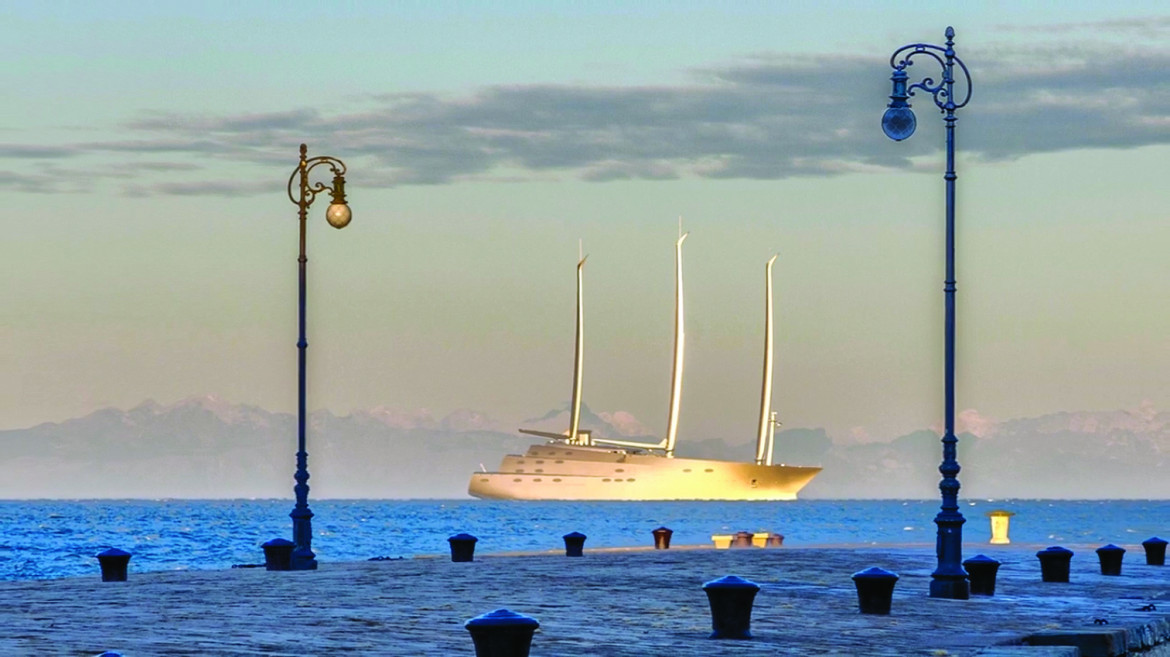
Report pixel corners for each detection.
[881,27,973,599]
[286,143,352,570]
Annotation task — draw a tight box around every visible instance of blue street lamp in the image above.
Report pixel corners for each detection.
[881,27,973,600]
[285,144,352,570]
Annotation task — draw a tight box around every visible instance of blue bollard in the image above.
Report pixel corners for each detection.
[962,555,1000,596]
[1036,546,1074,582]
[1096,544,1125,576]
[852,567,899,614]
[562,531,586,557]
[702,575,760,639]
[262,538,295,571]
[465,608,540,657]
[1142,537,1167,566]
[96,548,131,582]
[449,533,478,562]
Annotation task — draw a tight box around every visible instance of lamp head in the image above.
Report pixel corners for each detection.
[326,202,351,229]
[881,69,916,141]
[325,173,351,228]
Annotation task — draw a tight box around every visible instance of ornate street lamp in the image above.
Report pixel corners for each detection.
[881,27,973,599]
[285,143,352,570]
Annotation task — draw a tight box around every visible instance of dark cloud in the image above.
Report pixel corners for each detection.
[0,144,82,159]
[124,180,276,198]
[2,32,1169,196]
[995,16,1170,37]
[0,170,59,193]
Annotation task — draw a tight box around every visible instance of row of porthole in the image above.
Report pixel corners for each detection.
[514,467,632,474]
[512,468,712,474]
[499,477,639,483]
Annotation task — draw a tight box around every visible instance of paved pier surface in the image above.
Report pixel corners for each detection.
[2,543,1168,655]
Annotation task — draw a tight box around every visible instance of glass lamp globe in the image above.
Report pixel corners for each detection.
[881,106,916,142]
[326,203,352,229]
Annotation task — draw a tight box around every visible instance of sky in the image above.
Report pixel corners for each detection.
[3,1,1169,446]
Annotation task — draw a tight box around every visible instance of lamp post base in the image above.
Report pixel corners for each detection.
[929,573,969,599]
[290,549,318,571]
[290,504,315,570]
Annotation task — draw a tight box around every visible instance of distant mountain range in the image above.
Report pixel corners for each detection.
[1,396,1166,499]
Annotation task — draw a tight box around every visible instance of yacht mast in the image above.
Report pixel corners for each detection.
[755,254,779,465]
[664,226,687,458]
[766,411,778,466]
[568,243,587,445]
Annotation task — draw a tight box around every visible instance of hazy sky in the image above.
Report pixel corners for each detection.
[4,1,1169,446]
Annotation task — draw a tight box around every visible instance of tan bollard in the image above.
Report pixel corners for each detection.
[986,510,1015,544]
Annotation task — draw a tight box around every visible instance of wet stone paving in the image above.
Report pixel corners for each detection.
[2,543,1169,655]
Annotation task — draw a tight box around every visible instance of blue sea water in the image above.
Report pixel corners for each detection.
[1,499,1166,581]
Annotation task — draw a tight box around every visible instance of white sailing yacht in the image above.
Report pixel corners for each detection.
[467,235,821,501]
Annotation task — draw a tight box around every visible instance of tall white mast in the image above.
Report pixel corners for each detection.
[569,242,587,445]
[755,254,779,465]
[664,224,687,458]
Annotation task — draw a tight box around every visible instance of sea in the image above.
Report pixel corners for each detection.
[1,499,1165,581]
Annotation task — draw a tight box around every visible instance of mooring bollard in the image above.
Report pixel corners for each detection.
[1142,537,1168,566]
[652,526,673,549]
[448,533,478,562]
[962,554,1001,596]
[465,608,540,657]
[730,531,754,548]
[1096,544,1125,576]
[702,575,760,639]
[1036,546,1074,582]
[262,538,295,571]
[986,509,1015,544]
[851,567,899,614]
[562,531,586,557]
[96,548,131,582]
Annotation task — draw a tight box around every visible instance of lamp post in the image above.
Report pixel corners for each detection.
[881,27,973,600]
[285,143,352,570]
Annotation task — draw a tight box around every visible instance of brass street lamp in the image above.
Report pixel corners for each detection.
[285,143,351,570]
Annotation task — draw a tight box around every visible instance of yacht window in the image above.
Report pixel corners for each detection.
[553,478,562,482]
[615,468,625,473]
[513,478,522,482]
[705,468,714,473]
[683,469,692,473]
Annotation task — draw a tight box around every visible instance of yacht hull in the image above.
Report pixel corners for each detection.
[468,443,821,501]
